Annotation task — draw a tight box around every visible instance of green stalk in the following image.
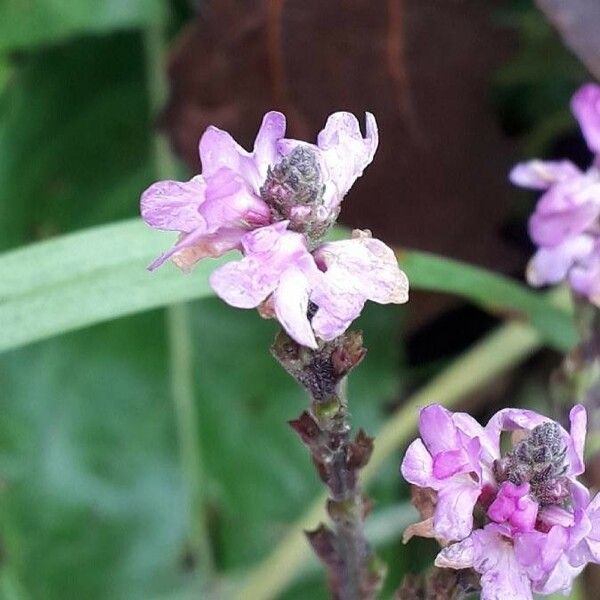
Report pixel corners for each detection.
[143,14,215,583]
[233,320,542,600]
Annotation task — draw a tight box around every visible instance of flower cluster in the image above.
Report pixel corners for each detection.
[141,112,408,348]
[511,83,600,305]
[401,404,600,599]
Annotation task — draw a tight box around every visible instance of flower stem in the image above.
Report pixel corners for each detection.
[273,330,384,599]
[143,13,215,584]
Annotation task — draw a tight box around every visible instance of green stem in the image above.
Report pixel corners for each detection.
[143,13,215,583]
[233,320,542,600]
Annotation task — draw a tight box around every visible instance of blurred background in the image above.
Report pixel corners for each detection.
[0,0,598,598]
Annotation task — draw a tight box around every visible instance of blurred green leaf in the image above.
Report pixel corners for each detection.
[0,220,570,356]
[0,298,403,599]
[0,33,153,250]
[0,220,576,354]
[0,0,162,52]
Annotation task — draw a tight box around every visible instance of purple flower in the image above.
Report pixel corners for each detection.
[401,404,597,599]
[141,111,409,347]
[400,404,491,541]
[510,83,600,305]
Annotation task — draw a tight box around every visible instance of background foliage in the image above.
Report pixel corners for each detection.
[0,1,592,599]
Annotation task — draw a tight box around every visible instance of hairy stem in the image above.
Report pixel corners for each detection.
[273,331,383,599]
[234,321,542,600]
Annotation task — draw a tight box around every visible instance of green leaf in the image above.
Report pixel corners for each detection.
[0,34,153,251]
[0,220,576,354]
[0,0,162,52]
[0,299,402,599]
[399,249,576,351]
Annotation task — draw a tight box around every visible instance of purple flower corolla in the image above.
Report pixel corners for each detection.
[510,83,600,305]
[141,111,409,347]
[402,404,596,599]
[400,405,494,541]
[487,482,538,533]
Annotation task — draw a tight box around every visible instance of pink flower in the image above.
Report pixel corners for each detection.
[142,111,409,347]
[400,404,492,541]
[402,404,596,599]
[510,83,600,305]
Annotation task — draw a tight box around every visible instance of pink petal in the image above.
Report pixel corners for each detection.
[316,112,379,208]
[571,83,600,154]
[569,245,600,303]
[435,537,475,570]
[510,160,580,190]
[170,228,246,272]
[311,233,408,341]
[471,526,534,600]
[253,111,287,178]
[485,408,549,457]
[199,125,262,191]
[432,448,472,479]
[209,224,312,309]
[566,404,587,477]
[400,439,435,488]
[434,479,480,541]
[140,176,207,232]
[200,168,270,231]
[272,267,318,349]
[529,198,600,246]
[526,234,595,287]
[418,404,460,456]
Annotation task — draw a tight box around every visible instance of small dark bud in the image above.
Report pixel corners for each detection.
[289,411,322,445]
[347,429,374,470]
[306,523,339,567]
[331,330,367,378]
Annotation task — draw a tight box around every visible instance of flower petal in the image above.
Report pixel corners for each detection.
[571,83,600,154]
[140,176,207,232]
[311,233,408,340]
[435,537,475,570]
[510,160,580,190]
[418,404,460,455]
[471,526,533,600]
[316,112,379,208]
[149,227,245,272]
[199,124,262,191]
[253,111,287,179]
[272,267,318,349]
[434,479,480,541]
[210,223,313,312]
[201,168,270,231]
[529,198,600,247]
[400,439,435,488]
[484,408,550,458]
[569,244,600,304]
[526,234,595,287]
[566,404,587,477]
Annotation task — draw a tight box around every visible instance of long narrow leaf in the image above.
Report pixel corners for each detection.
[0,219,575,353]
